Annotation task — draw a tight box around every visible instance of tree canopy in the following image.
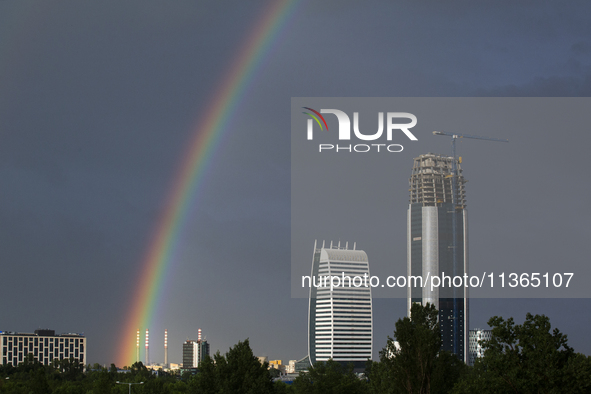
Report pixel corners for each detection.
[2,311,590,394]
[452,313,591,394]
[367,302,465,394]
[292,359,367,394]
[190,338,276,394]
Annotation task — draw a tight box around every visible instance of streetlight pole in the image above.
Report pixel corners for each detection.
[115,381,144,394]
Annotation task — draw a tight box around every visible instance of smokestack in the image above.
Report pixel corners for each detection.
[145,329,149,365]
[198,328,202,342]
[136,329,140,362]
[164,329,168,367]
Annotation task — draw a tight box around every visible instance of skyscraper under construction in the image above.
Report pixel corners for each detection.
[407,153,468,362]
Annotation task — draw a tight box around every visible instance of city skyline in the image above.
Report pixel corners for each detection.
[1,1,591,366]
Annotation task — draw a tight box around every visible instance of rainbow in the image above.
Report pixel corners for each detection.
[116,0,300,367]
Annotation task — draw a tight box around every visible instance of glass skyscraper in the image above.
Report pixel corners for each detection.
[308,240,372,371]
[407,153,469,362]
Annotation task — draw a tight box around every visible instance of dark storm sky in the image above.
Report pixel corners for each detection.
[1,1,590,365]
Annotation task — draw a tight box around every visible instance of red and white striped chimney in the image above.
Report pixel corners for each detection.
[145,329,149,365]
[198,328,202,343]
[164,329,168,366]
[136,329,140,362]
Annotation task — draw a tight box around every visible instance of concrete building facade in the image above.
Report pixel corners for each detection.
[1,329,86,366]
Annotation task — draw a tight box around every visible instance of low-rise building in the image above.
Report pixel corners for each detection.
[1,329,86,366]
[468,328,492,366]
[286,360,297,374]
[269,359,286,373]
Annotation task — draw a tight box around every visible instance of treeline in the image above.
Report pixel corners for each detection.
[366,303,591,394]
[2,305,591,393]
[0,357,183,394]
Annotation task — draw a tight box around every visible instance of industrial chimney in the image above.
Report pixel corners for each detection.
[145,329,149,365]
[164,329,168,367]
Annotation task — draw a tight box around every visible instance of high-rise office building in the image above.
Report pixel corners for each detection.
[308,240,372,371]
[182,329,209,368]
[1,329,85,366]
[407,153,468,362]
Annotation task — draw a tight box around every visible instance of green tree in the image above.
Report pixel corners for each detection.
[190,338,275,394]
[274,380,295,394]
[366,360,396,394]
[269,368,282,379]
[368,302,465,394]
[53,357,85,381]
[28,367,51,394]
[91,370,114,394]
[129,361,153,382]
[292,359,368,394]
[453,313,591,394]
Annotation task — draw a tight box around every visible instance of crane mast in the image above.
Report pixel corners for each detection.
[432,130,508,356]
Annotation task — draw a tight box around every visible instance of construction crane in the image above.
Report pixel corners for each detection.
[433,130,508,207]
[433,130,508,357]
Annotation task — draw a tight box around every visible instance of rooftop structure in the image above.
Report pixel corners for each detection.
[409,153,466,207]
